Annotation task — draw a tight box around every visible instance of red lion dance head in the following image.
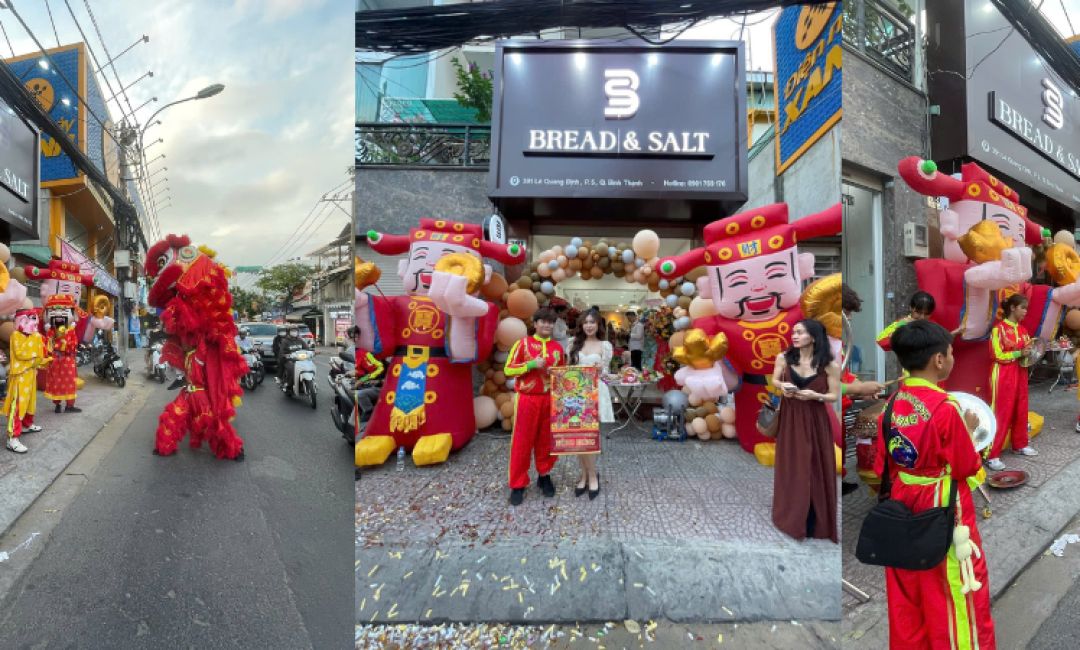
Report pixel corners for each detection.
[145,234,235,346]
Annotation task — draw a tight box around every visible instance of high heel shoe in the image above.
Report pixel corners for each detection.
[575,477,587,497]
[588,472,601,500]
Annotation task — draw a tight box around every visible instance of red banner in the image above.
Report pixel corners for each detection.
[550,366,601,455]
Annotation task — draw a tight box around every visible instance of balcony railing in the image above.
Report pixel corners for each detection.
[843,0,915,82]
[355,122,492,167]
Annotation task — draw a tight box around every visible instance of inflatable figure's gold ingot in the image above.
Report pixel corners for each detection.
[355,435,397,467]
[412,433,453,466]
[801,273,842,338]
[434,252,483,294]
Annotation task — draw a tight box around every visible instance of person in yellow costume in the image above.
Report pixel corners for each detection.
[4,307,50,453]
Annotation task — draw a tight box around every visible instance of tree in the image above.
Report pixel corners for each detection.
[451,58,493,123]
[230,286,264,320]
[255,262,316,311]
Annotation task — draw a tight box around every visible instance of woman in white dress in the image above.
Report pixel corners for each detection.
[567,309,613,499]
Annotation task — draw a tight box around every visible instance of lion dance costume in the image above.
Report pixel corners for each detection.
[145,235,247,460]
[3,308,48,447]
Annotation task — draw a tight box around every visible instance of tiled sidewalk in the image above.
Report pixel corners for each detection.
[841,378,1080,613]
[358,425,839,550]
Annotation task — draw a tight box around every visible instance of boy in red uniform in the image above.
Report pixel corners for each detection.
[504,308,565,506]
[875,320,995,650]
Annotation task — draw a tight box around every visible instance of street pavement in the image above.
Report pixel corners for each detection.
[357,424,842,627]
[841,372,1080,646]
[0,347,354,650]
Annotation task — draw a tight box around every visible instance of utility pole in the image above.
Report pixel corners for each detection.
[114,122,138,362]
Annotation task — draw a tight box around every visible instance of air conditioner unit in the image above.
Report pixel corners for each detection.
[904,222,929,258]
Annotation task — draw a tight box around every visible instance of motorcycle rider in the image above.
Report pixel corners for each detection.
[272,326,287,362]
[276,326,306,391]
[236,327,254,354]
[145,323,168,371]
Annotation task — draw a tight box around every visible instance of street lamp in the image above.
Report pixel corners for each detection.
[137,84,224,164]
[143,138,163,152]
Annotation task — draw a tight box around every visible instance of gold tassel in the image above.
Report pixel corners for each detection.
[390,406,426,433]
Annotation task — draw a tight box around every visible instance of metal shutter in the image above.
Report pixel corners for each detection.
[355,241,406,296]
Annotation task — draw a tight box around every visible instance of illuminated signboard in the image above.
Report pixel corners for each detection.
[773,3,842,176]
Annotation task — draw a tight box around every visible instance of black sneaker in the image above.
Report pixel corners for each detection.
[65,406,82,413]
[167,378,185,391]
[842,482,859,496]
[537,475,555,498]
[54,403,61,413]
[510,488,525,506]
[233,448,245,462]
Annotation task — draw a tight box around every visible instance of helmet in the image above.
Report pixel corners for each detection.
[239,327,250,337]
[347,325,362,338]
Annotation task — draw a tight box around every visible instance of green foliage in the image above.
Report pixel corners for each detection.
[451,57,493,124]
[255,262,316,309]
[230,286,264,320]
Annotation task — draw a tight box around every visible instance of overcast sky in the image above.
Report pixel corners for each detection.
[0,0,352,273]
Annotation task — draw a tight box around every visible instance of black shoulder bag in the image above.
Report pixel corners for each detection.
[854,394,958,571]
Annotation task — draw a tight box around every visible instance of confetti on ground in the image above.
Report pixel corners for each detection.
[722,606,733,616]
[624,620,640,634]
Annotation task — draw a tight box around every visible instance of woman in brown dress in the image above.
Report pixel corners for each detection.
[770,318,841,543]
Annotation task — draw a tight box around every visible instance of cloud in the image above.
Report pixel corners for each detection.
[2,0,352,269]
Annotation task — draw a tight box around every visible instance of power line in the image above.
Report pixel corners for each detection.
[1060,0,1075,38]
[0,17,13,58]
[44,0,62,48]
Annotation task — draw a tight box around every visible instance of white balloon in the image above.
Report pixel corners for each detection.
[676,316,692,330]
[548,260,560,270]
[571,237,583,248]
[622,249,635,263]
[506,378,516,390]
[608,247,618,258]
[566,245,579,258]
[635,257,645,268]
[681,282,695,296]
[658,279,670,290]
[494,351,509,363]
[541,281,554,294]
[665,294,679,308]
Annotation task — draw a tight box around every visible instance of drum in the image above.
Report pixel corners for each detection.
[851,401,885,440]
[948,392,996,452]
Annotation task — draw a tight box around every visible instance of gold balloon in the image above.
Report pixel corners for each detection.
[92,295,112,319]
[672,329,729,370]
[958,220,1012,264]
[0,321,12,341]
[434,252,484,294]
[800,273,842,338]
[0,243,9,264]
[0,262,8,293]
[1046,243,1080,286]
[10,267,26,284]
[356,256,382,290]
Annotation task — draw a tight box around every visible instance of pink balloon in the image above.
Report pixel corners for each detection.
[539,250,555,263]
[691,417,708,434]
[474,396,499,429]
[552,268,566,283]
[552,245,564,256]
[720,407,737,424]
[557,255,568,267]
[721,424,737,439]
[537,264,552,277]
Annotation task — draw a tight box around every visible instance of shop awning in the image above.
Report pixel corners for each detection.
[10,244,53,265]
[285,308,322,322]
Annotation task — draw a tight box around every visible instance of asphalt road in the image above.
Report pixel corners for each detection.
[0,351,354,649]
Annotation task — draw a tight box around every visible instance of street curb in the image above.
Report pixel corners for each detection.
[357,538,840,624]
[842,459,1080,646]
[0,383,147,537]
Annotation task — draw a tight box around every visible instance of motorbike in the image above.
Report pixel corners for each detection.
[92,332,128,388]
[145,343,168,383]
[328,352,357,443]
[240,342,265,391]
[76,343,91,367]
[281,348,317,408]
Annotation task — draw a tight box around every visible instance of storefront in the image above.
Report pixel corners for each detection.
[0,95,41,246]
[5,43,123,313]
[927,0,1080,233]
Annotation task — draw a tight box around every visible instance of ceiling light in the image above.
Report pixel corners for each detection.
[510,53,522,65]
[648,54,658,66]
[38,60,49,69]
[575,52,586,70]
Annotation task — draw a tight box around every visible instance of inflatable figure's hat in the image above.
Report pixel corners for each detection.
[898,157,1042,244]
[365,218,526,265]
[655,203,841,279]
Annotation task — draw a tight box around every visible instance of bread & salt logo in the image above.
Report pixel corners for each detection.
[603,69,639,120]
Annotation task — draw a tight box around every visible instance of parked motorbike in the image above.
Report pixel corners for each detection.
[76,343,91,367]
[92,332,128,388]
[328,352,356,443]
[240,343,266,391]
[281,348,317,408]
[145,343,168,383]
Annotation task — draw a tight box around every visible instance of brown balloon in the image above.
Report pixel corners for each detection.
[577,247,589,260]
[481,273,508,301]
[568,259,583,271]
[507,289,539,319]
[0,321,13,342]
[705,414,722,432]
[685,267,708,282]
[677,296,693,309]
[501,418,514,431]
[590,266,603,279]
[532,281,542,293]
[530,272,541,282]
[10,267,27,284]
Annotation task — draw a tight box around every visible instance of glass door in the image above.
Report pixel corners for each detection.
[842,181,884,382]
